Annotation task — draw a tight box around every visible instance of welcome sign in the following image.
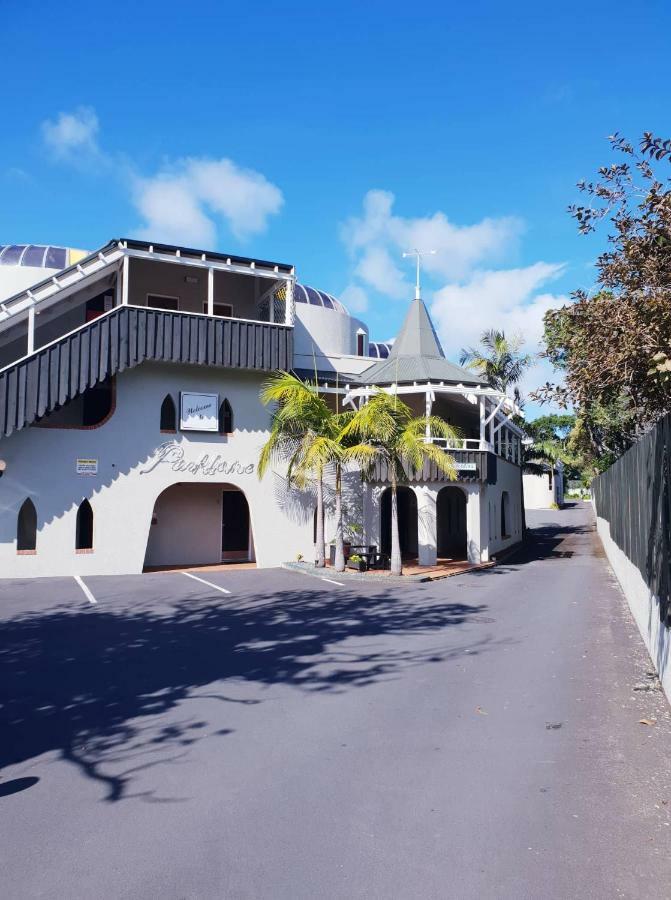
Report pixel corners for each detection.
[180,392,218,432]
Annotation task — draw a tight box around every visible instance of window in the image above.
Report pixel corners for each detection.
[147,294,179,311]
[160,394,177,432]
[356,331,366,356]
[501,491,510,538]
[202,302,233,318]
[17,498,37,552]
[219,399,233,434]
[76,499,94,551]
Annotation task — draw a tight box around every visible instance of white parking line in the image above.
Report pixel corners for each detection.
[74,575,97,605]
[182,571,231,595]
[321,577,345,587]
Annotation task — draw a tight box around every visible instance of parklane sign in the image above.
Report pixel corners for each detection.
[140,441,255,477]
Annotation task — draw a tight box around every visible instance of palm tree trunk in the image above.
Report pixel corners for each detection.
[315,473,325,568]
[390,473,402,576]
[334,465,345,572]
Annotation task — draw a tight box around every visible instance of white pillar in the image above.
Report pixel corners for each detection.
[479,396,486,448]
[27,306,35,355]
[121,255,129,305]
[417,486,437,567]
[425,388,432,439]
[207,268,214,316]
[285,279,294,325]
[466,486,487,564]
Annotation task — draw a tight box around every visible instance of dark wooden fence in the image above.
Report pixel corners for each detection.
[592,414,671,622]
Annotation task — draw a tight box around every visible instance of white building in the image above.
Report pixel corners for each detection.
[0,238,525,577]
[523,462,564,509]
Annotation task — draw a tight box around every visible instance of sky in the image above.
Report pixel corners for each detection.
[1,0,670,415]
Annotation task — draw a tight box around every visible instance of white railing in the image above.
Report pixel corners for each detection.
[427,437,492,452]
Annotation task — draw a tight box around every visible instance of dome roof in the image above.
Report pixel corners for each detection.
[0,244,87,270]
[294,283,348,314]
[367,341,393,359]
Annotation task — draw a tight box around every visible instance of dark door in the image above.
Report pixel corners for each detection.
[437,488,467,559]
[222,490,249,555]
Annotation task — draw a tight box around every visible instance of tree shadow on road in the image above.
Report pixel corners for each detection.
[0,584,493,802]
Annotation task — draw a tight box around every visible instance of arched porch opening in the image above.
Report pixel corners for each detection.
[437,486,467,560]
[380,486,418,560]
[144,482,255,569]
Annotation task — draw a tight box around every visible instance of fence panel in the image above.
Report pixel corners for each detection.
[592,415,671,622]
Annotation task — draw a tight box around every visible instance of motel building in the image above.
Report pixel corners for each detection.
[0,239,525,577]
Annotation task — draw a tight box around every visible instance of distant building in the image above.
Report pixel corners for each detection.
[0,238,524,576]
[523,462,564,509]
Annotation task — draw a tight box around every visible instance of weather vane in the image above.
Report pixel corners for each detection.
[402,248,436,300]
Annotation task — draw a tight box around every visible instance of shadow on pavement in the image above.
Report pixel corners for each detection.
[0,585,491,802]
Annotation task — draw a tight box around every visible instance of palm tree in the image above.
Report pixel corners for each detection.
[459,329,532,401]
[341,391,461,576]
[258,372,331,567]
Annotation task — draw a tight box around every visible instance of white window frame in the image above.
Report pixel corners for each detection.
[146,293,180,311]
[202,301,233,318]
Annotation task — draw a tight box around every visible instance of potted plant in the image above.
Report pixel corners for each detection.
[347,553,367,572]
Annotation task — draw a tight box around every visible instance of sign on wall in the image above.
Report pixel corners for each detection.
[454,462,477,472]
[139,441,255,477]
[76,458,98,476]
[180,392,219,432]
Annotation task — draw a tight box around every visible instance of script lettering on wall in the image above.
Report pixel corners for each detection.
[139,441,255,477]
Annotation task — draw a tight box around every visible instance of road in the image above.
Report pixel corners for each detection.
[1,502,671,899]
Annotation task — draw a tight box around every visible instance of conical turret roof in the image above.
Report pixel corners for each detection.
[359,297,486,386]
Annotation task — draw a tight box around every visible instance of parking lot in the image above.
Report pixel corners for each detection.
[2,506,671,899]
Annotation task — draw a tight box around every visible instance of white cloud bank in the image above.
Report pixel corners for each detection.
[132,158,283,245]
[340,190,567,402]
[42,107,100,160]
[41,108,283,245]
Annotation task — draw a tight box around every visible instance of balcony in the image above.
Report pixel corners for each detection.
[0,305,292,439]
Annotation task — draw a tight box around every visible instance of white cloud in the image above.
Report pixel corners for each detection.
[41,107,283,246]
[42,107,100,160]
[339,284,369,314]
[132,158,283,245]
[430,263,568,400]
[341,189,522,284]
[355,246,409,299]
[431,263,565,354]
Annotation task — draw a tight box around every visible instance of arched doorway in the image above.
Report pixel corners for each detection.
[144,482,254,569]
[380,486,418,559]
[437,487,467,560]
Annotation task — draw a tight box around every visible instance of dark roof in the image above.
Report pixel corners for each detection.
[358,297,486,386]
[120,237,294,274]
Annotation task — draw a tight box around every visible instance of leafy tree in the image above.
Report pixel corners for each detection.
[341,391,460,576]
[522,414,583,479]
[258,373,368,573]
[533,132,671,459]
[459,329,532,402]
[258,372,331,568]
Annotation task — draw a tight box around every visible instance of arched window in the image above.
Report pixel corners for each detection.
[160,394,176,432]
[17,498,37,552]
[76,499,94,551]
[219,399,233,434]
[501,491,510,538]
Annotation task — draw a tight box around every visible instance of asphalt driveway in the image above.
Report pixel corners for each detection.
[1,503,671,899]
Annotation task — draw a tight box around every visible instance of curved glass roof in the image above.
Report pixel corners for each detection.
[294,283,348,314]
[368,341,393,359]
[0,244,83,270]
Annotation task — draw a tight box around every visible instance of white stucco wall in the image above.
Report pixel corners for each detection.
[596,513,671,702]
[293,303,370,371]
[523,470,562,509]
[486,457,524,556]
[0,363,320,577]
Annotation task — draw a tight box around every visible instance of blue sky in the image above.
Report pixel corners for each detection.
[1,0,670,410]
